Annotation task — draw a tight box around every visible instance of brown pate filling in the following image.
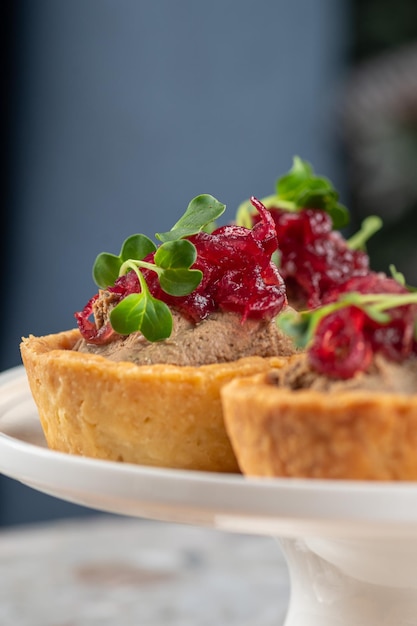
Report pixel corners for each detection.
[74,308,298,367]
[266,353,417,395]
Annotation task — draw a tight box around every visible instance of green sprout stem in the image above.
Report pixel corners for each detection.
[277,290,417,349]
[119,258,160,279]
[351,292,417,309]
[347,216,383,250]
[119,259,151,286]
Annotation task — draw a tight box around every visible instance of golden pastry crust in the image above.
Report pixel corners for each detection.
[20,329,287,472]
[221,369,417,480]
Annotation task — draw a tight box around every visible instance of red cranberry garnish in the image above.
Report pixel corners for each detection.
[252,207,370,308]
[309,306,373,379]
[143,199,286,322]
[309,273,417,378]
[76,198,287,343]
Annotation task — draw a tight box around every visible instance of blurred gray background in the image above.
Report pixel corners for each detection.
[1,0,416,525]
[2,0,349,371]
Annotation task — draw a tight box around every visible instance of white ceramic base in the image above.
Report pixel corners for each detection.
[3,366,417,625]
[280,536,417,626]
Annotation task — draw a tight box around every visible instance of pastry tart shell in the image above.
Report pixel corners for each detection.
[221,371,417,480]
[20,329,287,472]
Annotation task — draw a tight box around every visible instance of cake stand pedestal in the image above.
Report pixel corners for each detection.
[279,536,417,625]
[2,366,417,626]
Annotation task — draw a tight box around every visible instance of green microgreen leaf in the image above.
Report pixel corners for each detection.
[93,234,156,288]
[159,268,203,296]
[156,194,226,242]
[276,155,314,200]
[326,203,350,230]
[110,292,173,341]
[109,271,173,342]
[347,216,383,251]
[121,234,156,261]
[235,156,350,230]
[275,157,349,228]
[154,239,197,269]
[153,239,203,295]
[93,253,123,289]
[277,309,318,349]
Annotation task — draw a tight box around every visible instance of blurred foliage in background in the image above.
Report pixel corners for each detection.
[344,0,417,283]
[352,0,417,59]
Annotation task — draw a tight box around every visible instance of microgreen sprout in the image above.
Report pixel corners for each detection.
[277,290,417,349]
[92,194,226,341]
[390,264,417,292]
[236,156,349,229]
[347,215,383,251]
[156,194,226,242]
[93,234,157,289]
[109,264,173,340]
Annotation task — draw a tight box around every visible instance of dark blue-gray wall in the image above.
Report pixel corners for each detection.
[1,0,350,524]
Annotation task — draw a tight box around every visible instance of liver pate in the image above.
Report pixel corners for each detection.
[267,353,417,395]
[74,309,297,366]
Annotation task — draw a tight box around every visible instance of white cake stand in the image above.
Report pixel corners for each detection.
[1,366,417,625]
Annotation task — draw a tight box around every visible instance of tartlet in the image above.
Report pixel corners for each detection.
[221,356,417,480]
[21,329,286,472]
[221,274,417,480]
[20,193,291,472]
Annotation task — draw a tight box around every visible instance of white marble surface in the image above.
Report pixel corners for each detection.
[0,515,290,626]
